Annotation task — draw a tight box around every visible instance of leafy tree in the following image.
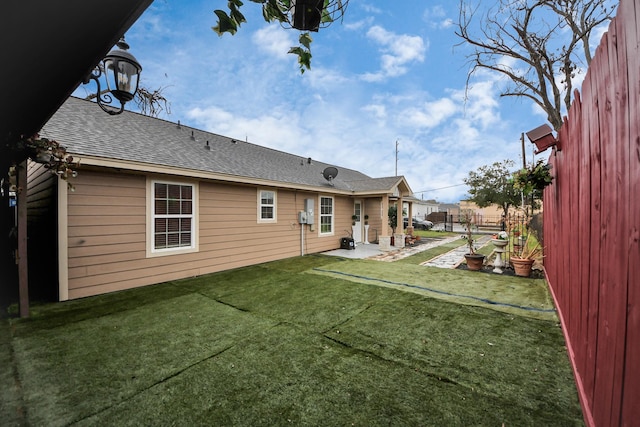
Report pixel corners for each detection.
[456,0,616,131]
[464,159,520,217]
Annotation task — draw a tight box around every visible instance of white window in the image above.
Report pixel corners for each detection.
[319,196,334,235]
[150,181,197,254]
[258,189,276,222]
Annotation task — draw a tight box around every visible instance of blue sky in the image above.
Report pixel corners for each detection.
[74,0,607,202]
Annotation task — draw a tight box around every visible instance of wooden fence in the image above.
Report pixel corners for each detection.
[543,0,639,425]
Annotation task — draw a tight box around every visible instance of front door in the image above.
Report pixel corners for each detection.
[353,201,362,242]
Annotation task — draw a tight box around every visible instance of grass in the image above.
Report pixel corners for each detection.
[1,255,583,426]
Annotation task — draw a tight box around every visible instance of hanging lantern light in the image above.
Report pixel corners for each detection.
[84,37,142,115]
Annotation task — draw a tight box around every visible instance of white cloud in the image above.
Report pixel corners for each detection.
[361,25,426,80]
[362,103,387,120]
[344,17,375,31]
[400,98,459,129]
[439,18,454,29]
[252,25,294,59]
[423,6,454,29]
[360,3,383,14]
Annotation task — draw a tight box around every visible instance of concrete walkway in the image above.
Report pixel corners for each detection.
[367,236,462,262]
[324,234,494,268]
[420,235,492,269]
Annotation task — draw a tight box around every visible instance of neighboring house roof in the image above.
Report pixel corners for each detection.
[41,97,412,195]
[438,203,460,212]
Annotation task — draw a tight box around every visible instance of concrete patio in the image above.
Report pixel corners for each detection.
[323,235,467,262]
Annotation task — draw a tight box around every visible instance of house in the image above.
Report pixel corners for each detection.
[1,0,153,316]
[459,200,506,225]
[31,97,413,300]
[403,197,439,221]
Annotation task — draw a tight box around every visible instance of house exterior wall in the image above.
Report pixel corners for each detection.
[62,169,359,299]
[26,161,58,300]
[405,200,439,220]
[459,201,505,224]
[364,198,383,243]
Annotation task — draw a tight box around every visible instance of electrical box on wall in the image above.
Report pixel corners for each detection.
[304,199,315,224]
[298,211,307,224]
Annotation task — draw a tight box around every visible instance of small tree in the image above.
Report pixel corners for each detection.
[387,205,406,234]
[464,159,521,218]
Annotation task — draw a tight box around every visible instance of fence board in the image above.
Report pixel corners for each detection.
[621,1,640,423]
[543,0,638,425]
[573,88,589,382]
[584,48,602,418]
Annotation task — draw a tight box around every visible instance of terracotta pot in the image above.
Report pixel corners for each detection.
[511,257,534,277]
[464,254,485,271]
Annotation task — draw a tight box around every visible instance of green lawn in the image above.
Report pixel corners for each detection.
[1,255,583,426]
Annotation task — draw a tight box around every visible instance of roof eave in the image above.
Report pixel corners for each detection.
[73,155,358,195]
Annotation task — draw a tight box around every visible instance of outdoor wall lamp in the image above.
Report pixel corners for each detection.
[83,37,142,115]
[526,124,559,154]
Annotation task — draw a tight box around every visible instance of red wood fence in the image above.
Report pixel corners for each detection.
[543,0,639,425]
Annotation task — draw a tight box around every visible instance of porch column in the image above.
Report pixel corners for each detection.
[394,196,405,248]
[379,196,391,250]
[406,201,414,235]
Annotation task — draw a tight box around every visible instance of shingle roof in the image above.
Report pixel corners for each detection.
[41,97,406,194]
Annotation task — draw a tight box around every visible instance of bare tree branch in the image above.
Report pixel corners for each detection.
[84,84,171,118]
[456,0,616,131]
[134,86,172,118]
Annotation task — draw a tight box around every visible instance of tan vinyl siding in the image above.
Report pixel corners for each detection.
[66,171,147,298]
[364,198,383,242]
[26,161,57,226]
[64,170,352,299]
[27,161,59,300]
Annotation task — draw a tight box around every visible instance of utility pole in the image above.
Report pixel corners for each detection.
[395,140,399,176]
[520,132,526,168]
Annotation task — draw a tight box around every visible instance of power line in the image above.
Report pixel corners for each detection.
[413,183,467,194]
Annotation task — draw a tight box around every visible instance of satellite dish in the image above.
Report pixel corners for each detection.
[322,166,339,184]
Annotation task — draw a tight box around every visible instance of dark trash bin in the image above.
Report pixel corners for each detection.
[340,237,355,250]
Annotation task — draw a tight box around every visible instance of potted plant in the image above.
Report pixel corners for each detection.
[491,231,509,248]
[388,205,405,246]
[461,211,485,271]
[16,134,79,187]
[510,229,543,277]
[512,160,553,196]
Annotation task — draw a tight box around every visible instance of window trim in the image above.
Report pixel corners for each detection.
[257,189,277,223]
[319,195,334,236]
[146,178,199,258]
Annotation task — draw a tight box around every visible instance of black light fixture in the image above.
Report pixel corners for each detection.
[84,37,142,115]
[288,0,349,32]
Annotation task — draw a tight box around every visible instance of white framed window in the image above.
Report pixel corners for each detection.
[319,196,334,235]
[258,189,277,223]
[148,179,198,256]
